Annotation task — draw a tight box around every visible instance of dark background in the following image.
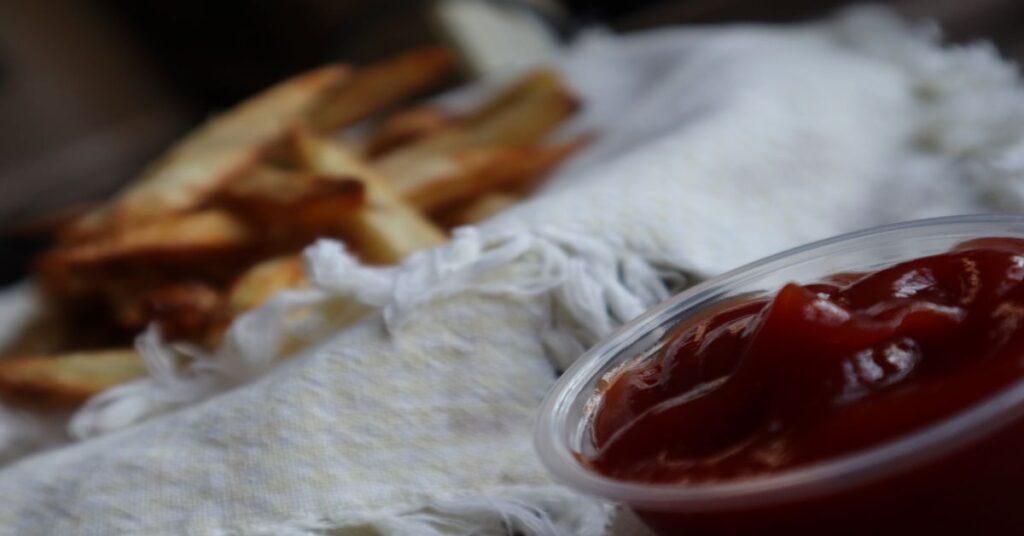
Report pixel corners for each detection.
[0,0,1021,284]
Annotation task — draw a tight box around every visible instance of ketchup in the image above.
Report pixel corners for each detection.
[589,238,1024,484]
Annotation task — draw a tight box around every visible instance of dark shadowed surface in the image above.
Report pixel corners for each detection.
[0,0,1021,286]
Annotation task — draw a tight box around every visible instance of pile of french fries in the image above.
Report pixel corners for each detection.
[0,48,587,410]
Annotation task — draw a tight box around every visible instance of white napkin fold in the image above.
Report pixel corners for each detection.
[2,6,1024,535]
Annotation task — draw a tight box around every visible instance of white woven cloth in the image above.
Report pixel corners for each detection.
[2,6,1024,534]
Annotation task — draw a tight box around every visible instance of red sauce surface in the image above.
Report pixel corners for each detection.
[589,238,1024,484]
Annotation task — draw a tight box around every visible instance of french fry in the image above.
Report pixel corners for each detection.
[495,133,593,196]
[460,69,568,125]
[102,281,229,348]
[365,105,454,157]
[218,165,365,234]
[433,192,522,229]
[392,146,524,211]
[427,136,592,229]
[54,209,253,266]
[64,65,351,242]
[290,129,446,264]
[376,70,576,166]
[0,349,146,410]
[305,48,455,133]
[141,283,226,343]
[38,209,257,300]
[392,135,590,212]
[457,69,579,146]
[226,255,307,315]
[373,70,579,207]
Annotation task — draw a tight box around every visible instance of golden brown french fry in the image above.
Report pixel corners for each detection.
[101,281,230,348]
[0,349,146,410]
[365,105,454,157]
[460,69,568,125]
[392,146,522,211]
[433,192,523,229]
[373,70,579,205]
[218,165,366,234]
[377,70,576,161]
[457,69,579,146]
[290,129,446,264]
[392,135,590,212]
[496,133,593,195]
[45,209,253,268]
[305,48,455,133]
[139,283,226,343]
[38,209,256,299]
[226,255,307,315]
[64,65,350,242]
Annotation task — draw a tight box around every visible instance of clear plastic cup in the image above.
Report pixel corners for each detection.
[535,214,1024,535]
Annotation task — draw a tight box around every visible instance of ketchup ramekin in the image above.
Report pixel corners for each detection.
[535,214,1024,535]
